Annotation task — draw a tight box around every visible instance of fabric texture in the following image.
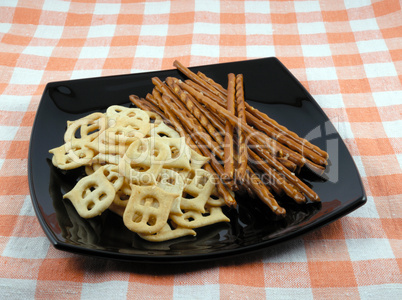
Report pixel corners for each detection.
[0,0,401,299]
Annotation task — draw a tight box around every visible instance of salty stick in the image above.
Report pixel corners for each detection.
[246,111,327,166]
[152,77,225,159]
[145,92,161,109]
[224,73,236,181]
[148,94,236,207]
[130,95,164,117]
[151,89,186,138]
[173,60,225,101]
[248,149,306,204]
[245,167,286,216]
[184,79,226,107]
[190,69,328,166]
[197,71,228,97]
[178,80,282,158]
[248,138,320,202]
[245,102,329,159]
[235,74,248,182]
[165,77,224,145]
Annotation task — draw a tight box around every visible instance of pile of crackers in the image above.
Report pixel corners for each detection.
[50,105,229,242]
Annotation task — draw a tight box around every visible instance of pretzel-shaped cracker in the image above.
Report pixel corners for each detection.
[170,205,230,229]
[189,148,210,170]
[91,152,121,167]
[137,222,196,242]
[161,137,192,171]
[206,188,226,207]
[63,166,118,218]
[50,141,96,170]
[156,168,185,215]
[123,185,179,235]
[148,121,181,139]
[180,169,216,213]
[95,130,132,157]
[106,105,150,123]
[64,112,106,144]
[113,181,131,207]
[102,164,125,191]
[119,137,170,185]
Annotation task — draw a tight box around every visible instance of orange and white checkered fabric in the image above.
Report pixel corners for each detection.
[0,0,401,299]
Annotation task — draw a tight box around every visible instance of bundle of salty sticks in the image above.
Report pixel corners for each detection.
[129,60,329,217]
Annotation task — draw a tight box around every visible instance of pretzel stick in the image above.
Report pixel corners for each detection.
[224,73,236,181]
[184,78,306,172]
[235,74,248,182]
[154,82,294,212]
[152,77,225,160]
[144,92,161,109]
[153,90,228,188]
[189,68,328,169]
[193,67,327,163]
[178,80,282,157]
[188,128,237,207]
[197,71,228,97]
[277,157,297,172]
[173,60,226,101]
[245,102,329,160]
[150,90,187,138]
[185,78,324,169]
[181,85,296,173]
[155,88,238,195]
[248,149,306,204]
[271,137,326,174]
[189,87,296,174]
[144,94,236,207]
[246,111,327,166]
[155,82,237,191]
[184,89,226,134]
[129,95,165,118]
[159,92,237,205]
[165,77,224,145]
[184,80,226,107]
[174,84,301,206]
[248,138,320,201]
[210,166,237,207]
[188,90,302,203]
[182,80,324,172]
[245,167,286,216]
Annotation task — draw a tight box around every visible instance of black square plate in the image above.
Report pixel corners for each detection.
[28,57,366,263]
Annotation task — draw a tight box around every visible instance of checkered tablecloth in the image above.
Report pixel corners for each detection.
[0,0,401,299]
